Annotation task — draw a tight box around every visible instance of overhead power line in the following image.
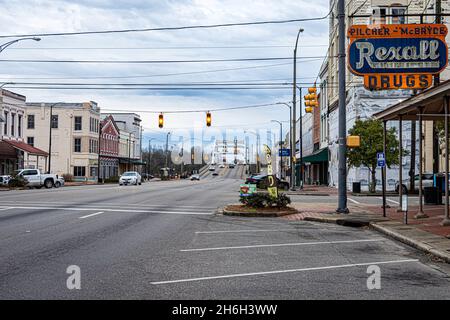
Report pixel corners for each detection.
[0,15,331,39]
[0,56,326,64]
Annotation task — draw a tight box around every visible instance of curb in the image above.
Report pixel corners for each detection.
[370,222,450,264]
[220,206,297,218]
[287,193,331,196]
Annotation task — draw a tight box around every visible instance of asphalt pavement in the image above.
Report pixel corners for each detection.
[1,166,450,299]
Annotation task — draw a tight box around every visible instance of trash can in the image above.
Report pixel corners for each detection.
[352,182,361,193]
[424,186,440,205]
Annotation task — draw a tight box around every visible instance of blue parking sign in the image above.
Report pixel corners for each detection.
[377,152,386,168]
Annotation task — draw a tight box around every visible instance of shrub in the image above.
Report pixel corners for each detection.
[8,176,29,188]
[240,193,291,209]
[62,174,74,182]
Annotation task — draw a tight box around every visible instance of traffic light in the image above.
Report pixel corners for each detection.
[304,86,319,110]
[206,112,212,127]
[158,113,164,128]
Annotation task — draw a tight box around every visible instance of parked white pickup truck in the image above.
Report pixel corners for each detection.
[14,169,61,189]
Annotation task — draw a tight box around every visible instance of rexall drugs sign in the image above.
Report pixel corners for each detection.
[347,24,448,90]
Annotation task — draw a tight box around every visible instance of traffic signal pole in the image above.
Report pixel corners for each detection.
[337,0,349,213]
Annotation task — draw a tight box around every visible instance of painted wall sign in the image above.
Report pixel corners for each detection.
[347,24,448,90]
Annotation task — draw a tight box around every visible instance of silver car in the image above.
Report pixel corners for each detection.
[395,173,434,194]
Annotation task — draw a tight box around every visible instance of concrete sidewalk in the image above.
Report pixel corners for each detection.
[285,201,450,263]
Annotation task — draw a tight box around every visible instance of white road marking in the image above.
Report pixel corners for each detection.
[0,207,12,211]
[195,229,300,234]
[79,211,105,219]
[6,206,212,215]
[151,259,419,285]
[348,198,361,204]
[386,199,400,205]
[180,238,384,252]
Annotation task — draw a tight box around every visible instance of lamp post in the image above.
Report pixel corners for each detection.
[147,138,155,176]
[292,28,304,191]
[296,85,304,189]
[46,102,64,174]
[165,132,171,169]
[277,102,294,188]
[271,120,283,179]
[0,37,41,54]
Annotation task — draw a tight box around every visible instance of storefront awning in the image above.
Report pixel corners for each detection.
[0,139,48,156]
[118,158,146,165]
[299,147,328,164]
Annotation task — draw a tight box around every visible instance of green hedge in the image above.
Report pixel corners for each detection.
[239,193,291,208]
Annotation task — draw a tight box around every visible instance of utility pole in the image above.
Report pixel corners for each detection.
[298,86,304,189]
[165,132,171,169]
[292,28,304,191]
[127,133,131,172]
[337,0,349,213]
[97,121,102,183]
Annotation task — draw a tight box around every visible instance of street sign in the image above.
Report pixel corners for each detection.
[239,184,256,197]
[278,149,290,157]
[264,144,278,198]
[377,152,386,168]
[347,24,448,90]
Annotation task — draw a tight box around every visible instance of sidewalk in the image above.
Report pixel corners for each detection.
[285,185,338,196]
[285,201,450,263]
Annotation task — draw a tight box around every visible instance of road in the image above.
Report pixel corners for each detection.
[1,166,450,299]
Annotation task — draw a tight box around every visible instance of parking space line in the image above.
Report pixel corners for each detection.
[150,259,419,285]
[180,238,384,252]
[79,211,105,219]
[348,198,360,204]
[386,199,400,205]
[195,229,300,234]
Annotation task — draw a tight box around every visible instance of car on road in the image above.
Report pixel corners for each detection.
[395,173,434,194]
[228,164,235,169]
[54,176,65,188]
[14,169,59,189]
[245,174,290,190]
[0,175,11,186]
[190,174,200,181]
[119,171,142,185]
[212,172,219,176]
[219,164,225,168]
[209,166,216,171]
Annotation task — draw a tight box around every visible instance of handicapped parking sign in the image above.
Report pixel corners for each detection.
[377,152,386,168]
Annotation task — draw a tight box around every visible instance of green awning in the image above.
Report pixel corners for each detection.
[299,147,328,164]
[118,158,146,165]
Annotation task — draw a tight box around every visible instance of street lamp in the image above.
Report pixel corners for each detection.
[276,102,295,189]
[244,130,260,174]
[0,37,41,54]
[148,138,155,175]
[271,120,283,179]
[165,132,171,169]
[296,85,304,189]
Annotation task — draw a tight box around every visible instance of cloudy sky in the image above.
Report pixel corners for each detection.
[0,0,329,149]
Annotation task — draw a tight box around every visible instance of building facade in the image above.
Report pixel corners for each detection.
[100,115,119,179]
[24,101,101,180]
[0,89,48,175]
[321,0,450,190]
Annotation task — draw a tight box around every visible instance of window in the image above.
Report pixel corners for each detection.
[51,114,58,129]
[74,116,82,131]
[90,118,99,133]
[90,167,97,177]
[73,166,86,177]
[27,115,35,129]
[18,115,22,137]
[74,138,81,152]
[11,113,15,137]
[27,137,34,147]
[22,170,38,176]
[372,6,407,25]
[89,139,98,153]
[4,111,8,135]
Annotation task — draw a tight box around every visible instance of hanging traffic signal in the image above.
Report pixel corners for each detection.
[305,106,313,113]
[206,112,212,127]
[304,86,319,109]
[158,113,164,128]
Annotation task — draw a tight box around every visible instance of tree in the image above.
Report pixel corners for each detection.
[347,119,407,193]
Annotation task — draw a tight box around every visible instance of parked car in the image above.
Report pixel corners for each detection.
[0,175,11,186]
[119,171,142,186]
[54,176,65,188]
[14,169,59,189]
[190,174,200,181]
[209,166,216,171]
[395,173,434,194]
[219,164,225,168]
[245,174,290,190]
